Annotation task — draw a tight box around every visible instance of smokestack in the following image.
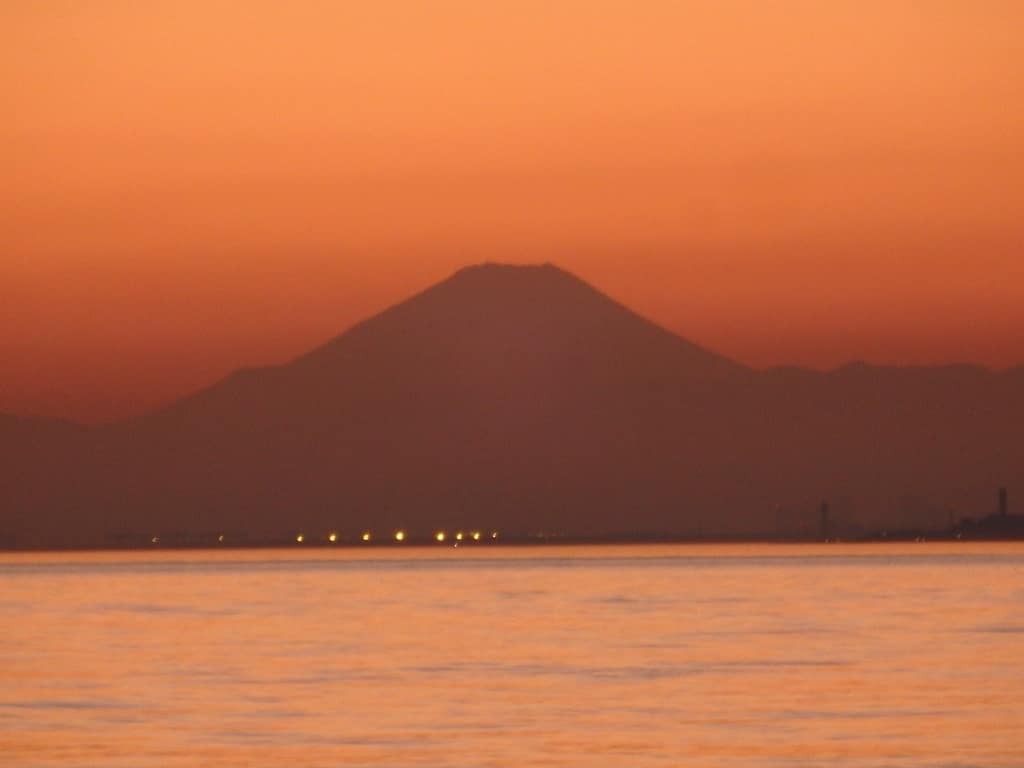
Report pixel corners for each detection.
[999,487,1008,517]
[820,501,830,541]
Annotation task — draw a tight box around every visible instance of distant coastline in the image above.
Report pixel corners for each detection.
[4,515,1022,553]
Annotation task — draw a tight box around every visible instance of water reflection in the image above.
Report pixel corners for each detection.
[1,543,1022,767]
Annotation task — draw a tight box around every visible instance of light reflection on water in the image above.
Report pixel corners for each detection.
[2,543,1022,767]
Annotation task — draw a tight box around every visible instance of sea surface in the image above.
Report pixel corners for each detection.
[1,543,1022,767]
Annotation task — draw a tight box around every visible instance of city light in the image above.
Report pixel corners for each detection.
[435,531,446,542]
[394,530,406,542]
[361,532,371,542]
[328,532,338,543]
[296,534,304,543]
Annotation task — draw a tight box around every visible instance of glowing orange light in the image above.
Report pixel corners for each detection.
[296,534,304,543]
[435,531,446,542]
[328,532,338,543]
[394,530,405,542]
[361,532,371,542]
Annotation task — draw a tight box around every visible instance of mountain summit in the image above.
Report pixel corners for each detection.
[281,261,743,384]
[149,261,746,430]
[2,263,1020,547]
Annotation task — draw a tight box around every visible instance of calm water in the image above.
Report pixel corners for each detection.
[1,543,1022,767]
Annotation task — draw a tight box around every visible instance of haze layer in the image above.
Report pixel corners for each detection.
[3,1,1023,421]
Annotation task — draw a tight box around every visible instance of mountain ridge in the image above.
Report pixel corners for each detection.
[1,262,1020,547]
[7,263,1017,429]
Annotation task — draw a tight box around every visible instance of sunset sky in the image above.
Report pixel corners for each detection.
[3,1,1022,423]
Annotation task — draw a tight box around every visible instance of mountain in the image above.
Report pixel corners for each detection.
[2,263,1021,547]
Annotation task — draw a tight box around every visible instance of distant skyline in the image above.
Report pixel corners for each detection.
[4,1,1022,422]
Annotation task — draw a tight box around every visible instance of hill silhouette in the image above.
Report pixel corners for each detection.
[2,263,1021,547]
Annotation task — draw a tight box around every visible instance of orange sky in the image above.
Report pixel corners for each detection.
[3,1,1023,423]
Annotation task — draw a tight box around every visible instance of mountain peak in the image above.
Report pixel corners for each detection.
[444,261,585,291]
[453,261,563,275]
[149,261,750,432]
[267,261,751,396]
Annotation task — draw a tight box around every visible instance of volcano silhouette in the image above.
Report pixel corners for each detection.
[2,263,1021,547]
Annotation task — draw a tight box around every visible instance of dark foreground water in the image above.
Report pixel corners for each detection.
[1,543,1022,767]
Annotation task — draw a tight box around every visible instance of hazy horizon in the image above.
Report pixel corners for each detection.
[4,1,1023,422]
[5,261,1023,425]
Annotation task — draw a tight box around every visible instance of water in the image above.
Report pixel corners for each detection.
[2,543,1022,767]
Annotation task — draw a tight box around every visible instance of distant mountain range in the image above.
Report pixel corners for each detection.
[2,263,1021,547]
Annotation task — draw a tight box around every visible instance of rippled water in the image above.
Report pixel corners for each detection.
[2,543,1022,767]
